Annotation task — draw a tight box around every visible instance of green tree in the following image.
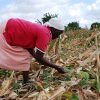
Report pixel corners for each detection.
[36,13,58,24]
[65,22,81,31]
[90,22,100,30]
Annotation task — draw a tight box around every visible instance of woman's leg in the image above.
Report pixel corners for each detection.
[22,71,29,84]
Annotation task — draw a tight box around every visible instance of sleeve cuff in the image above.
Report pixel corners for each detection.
[34,47,45,53]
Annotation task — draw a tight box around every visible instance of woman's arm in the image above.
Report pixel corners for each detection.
[23,48,65,84]
[27,48,65,73]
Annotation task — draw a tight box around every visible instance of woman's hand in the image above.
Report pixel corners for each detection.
[56,67,66,74]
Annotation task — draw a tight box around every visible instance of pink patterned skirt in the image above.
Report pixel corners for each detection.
[0,20,32,71]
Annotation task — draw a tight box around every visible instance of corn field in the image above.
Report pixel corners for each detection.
[0,29,100,100]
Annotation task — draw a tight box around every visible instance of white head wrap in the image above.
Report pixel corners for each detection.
[44,18,64,31]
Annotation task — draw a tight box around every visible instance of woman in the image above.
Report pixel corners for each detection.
[0,18,65,83]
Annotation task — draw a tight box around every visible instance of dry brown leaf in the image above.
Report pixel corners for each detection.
[55,58,65,66]
[61,78,81,89]
[0,71,15,96]
[76,88,87,100]
[78,50,100,67]
[83,89,98,100]
[65,57,80,68]
[50,68,56,76]
[61,35,68,43]
[30,61,40,71]
[28,91,39,98]
[86,32,96,43]
[9,91,18,99]
[37,91,49,100]
[35,81,48,95]
[79,46,96,60]
[72,39,86,46]
[48,86,65,100]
